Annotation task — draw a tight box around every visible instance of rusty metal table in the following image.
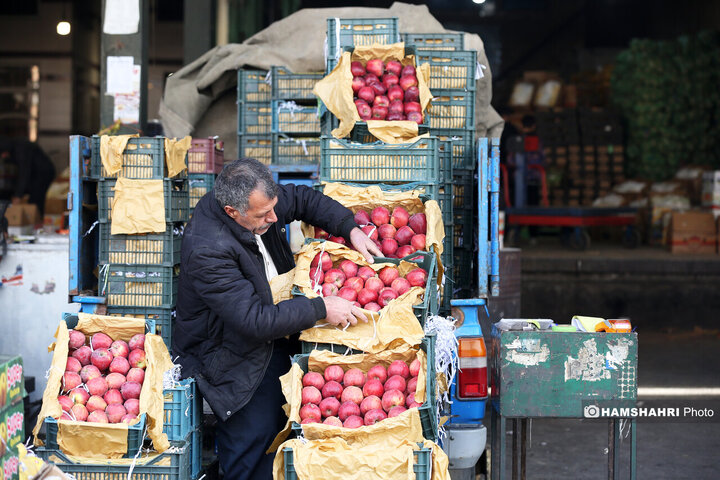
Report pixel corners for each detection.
[490,329,638,480]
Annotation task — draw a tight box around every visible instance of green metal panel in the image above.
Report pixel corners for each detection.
[491,331,637,417]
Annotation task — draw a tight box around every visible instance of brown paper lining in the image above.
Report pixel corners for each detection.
[33,313,172,458]
[110,178,166,235]
[100,135,137,176]
[163,136,191,178]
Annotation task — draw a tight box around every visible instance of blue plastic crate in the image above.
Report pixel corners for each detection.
[272,101,321,135]
[36,440,192,480]
[320,136,440,184]
[105,306,174,353]
[44,414,147,458]
[237,101,272,135]
[237,69,271,103]
[98,222,183,266]
[98,178,190,224]
[90,136,184,180]
[101,264,179,308]
[238,134,272,165]
[435,129,476,170]
[163,379,202,442]
[402,32,464,51]
[270,66,323,101]
[189,173,215,214]
[415,50,477,91]
[326,17,400,62]
[427,89,475,130]
[296,334,438,443]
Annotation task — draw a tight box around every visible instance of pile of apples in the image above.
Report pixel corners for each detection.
[351,58,423,124]
[310,252,428,312]
[315,205,428,259]
[299,359,423,428]
[57,331,146,424]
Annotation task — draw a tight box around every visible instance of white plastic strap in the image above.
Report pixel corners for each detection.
[476,62,486,80]
[83,220,99,237]
[125,425,149,480]
[278,100,304,119]
[99,263,110,296]
[311,241,327,295]
[300,139,309,156]
[264,70,272,86]
[334,17,342,62]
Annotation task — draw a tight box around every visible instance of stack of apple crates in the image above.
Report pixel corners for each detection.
[90,138,203,479]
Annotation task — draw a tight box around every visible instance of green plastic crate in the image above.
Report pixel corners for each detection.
[189,173,215,213]
[283,443,431,480]
[90,136,184,180]
[270,66,323,101]
[106,306,174,351]
[350,122,430,145]
[320,136,440,184]
[101,264,179,308]
[163,379,202,442]
[326,17,400,62]
[435,129,475,169]
[237,69,271,103]
[44,414,147,458]
[98,222,183,266]
[36,440,192,480]
[427,89,475,130]
[296,334,438,443]
[452,246,475,296]
[271,135,321,165]
[238,101,272,135]
[272,101,321,135]
[98,178,190,224]
[238,134,272,165]
[188,137,223,174]
[415,50,477,91]
[402,32,464,51]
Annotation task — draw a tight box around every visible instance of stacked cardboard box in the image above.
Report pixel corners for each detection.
[0,355,26,480]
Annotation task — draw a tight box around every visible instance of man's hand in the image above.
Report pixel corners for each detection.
[349,227,382,263]
[323,296,368,328]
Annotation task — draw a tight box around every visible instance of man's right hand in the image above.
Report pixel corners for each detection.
[322,296,368,328]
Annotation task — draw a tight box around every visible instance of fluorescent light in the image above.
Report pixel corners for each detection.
[57,21,71,36]
[473,0,487,4]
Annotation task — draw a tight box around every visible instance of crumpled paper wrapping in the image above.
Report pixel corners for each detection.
[100,135,137,176]
[268,241,426,353]
[269,346,428,454]
[110,178,166,234]
[33,313,173,458]
[313,42,432,141]
[163,136,191,178]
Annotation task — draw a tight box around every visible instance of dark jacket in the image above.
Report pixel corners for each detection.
[173,184,357,421]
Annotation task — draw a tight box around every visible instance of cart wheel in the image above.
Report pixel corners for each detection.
[568,228,591,251]
[622,227,641,249]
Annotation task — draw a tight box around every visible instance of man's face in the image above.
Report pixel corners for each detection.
[224,188,278,235]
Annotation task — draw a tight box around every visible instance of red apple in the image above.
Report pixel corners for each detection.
[87,376,108,397]
[382,74,399,90]
[323,416,343,427]
[90,332,113,350]
[69,387,89,405]
[360,395,383,416]
[310,269,324,288]
[324,269,346,289]
[370,206,390,225]
[408,213,427,235]
[120,381,142,400]
[388,98,404,115]
[368,365,388,383]
[399,75,418,91]
[121,414,137,424]
[327,235,345,245]
[66,357,82,374]
[62,372,82,392]
[377,223,396,240]
[72,346,92,366]
[128,349,146,369]
[378,266,400,286]
[300,403,321,422]
[338,260,358,279]
[322,283,338,297]
[124,398,140,416]
[343,368,366,388]
[356,102,372,120]
[68,330,86,349]
[391,207,409,228]
[109,340,129,359]
[109,356,130,375]
[364,276,384,293]
[70,404,88,422]
[301,417,319,425]
[404,101,422,114]
[387,113,405,121]
[86,395,107,413]
[343,415,364,429]
[106,404,127,423]
[406,377,419,395]
[352,76,366,93]
[366,58,384,77]
[381,389,406,412]
[90,348,112,371]
[409,359,421,377]
[401,65,416,77]
[354,210,371,226]
[381,238,398,256]
[363,379,385,398]
[303,371,325,391]
[319,397,340,418]
[396,245,416,258]
[80,365,101,384]
[410,234,426,251]
[321,380,343,400]
[388,360,411,379]
[126,367,145,384]
[128,334,145,351]
[357,288,378,306]
[406,392,420,408]
[391,277,411,296]
[357,267,375,281]
[406,268,428,287]
[338,286,358,302]
[377,287,398,307]
[363,73,379,85]
[371,105,388,120]
[386,374,408,393]
[373,95,390,108]
[314,227,329,239]
[302,386,322,405]
[324,365,345,383]
[104,389,124,406]
[388,406,407,418]
[341,385,364,405]
[358,86,375,104]
[407,111,423,124]
[350,61,366,77]
[58,395,73,412]
[364,408,387,426]
[405,85,420,103]
[360,225,378,241]
[369,81,386,96]
[364,302,381,312]
[311,252,333,272]
[386,60,402,77]
[395,226,415,246]
[338,401,361,421]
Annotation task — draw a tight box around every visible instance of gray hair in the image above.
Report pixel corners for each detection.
[214,158,278,214]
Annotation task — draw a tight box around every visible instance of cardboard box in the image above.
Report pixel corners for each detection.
[670,211,717,254]
[0,401,24,455]
[3,204,40,227]
[701,171,720,207]
[1,450,19,480]
[0,356,24,410]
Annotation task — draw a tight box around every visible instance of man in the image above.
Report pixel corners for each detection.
[174,158,381,479]
[0,137,56,215]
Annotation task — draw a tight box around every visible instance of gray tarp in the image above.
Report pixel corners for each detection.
[159,2,503,157]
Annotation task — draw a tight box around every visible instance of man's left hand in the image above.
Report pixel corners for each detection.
[349,227,382,263]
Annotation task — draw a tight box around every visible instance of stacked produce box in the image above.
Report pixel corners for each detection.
[187,137,224,217]
[271,66,324,166]
[0,355,25,480]
[237,69,272,164]
[92,135,188,353]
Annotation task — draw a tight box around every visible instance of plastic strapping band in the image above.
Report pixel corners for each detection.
[99,264,110,296]
[125,425,149,480]
[311,241,327,296]
[83,220,99,237]
[278,101,303,119]
[300,139,309,156]
[264,71,272,86]
[334,17,341,62]
[476,62,486,80]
